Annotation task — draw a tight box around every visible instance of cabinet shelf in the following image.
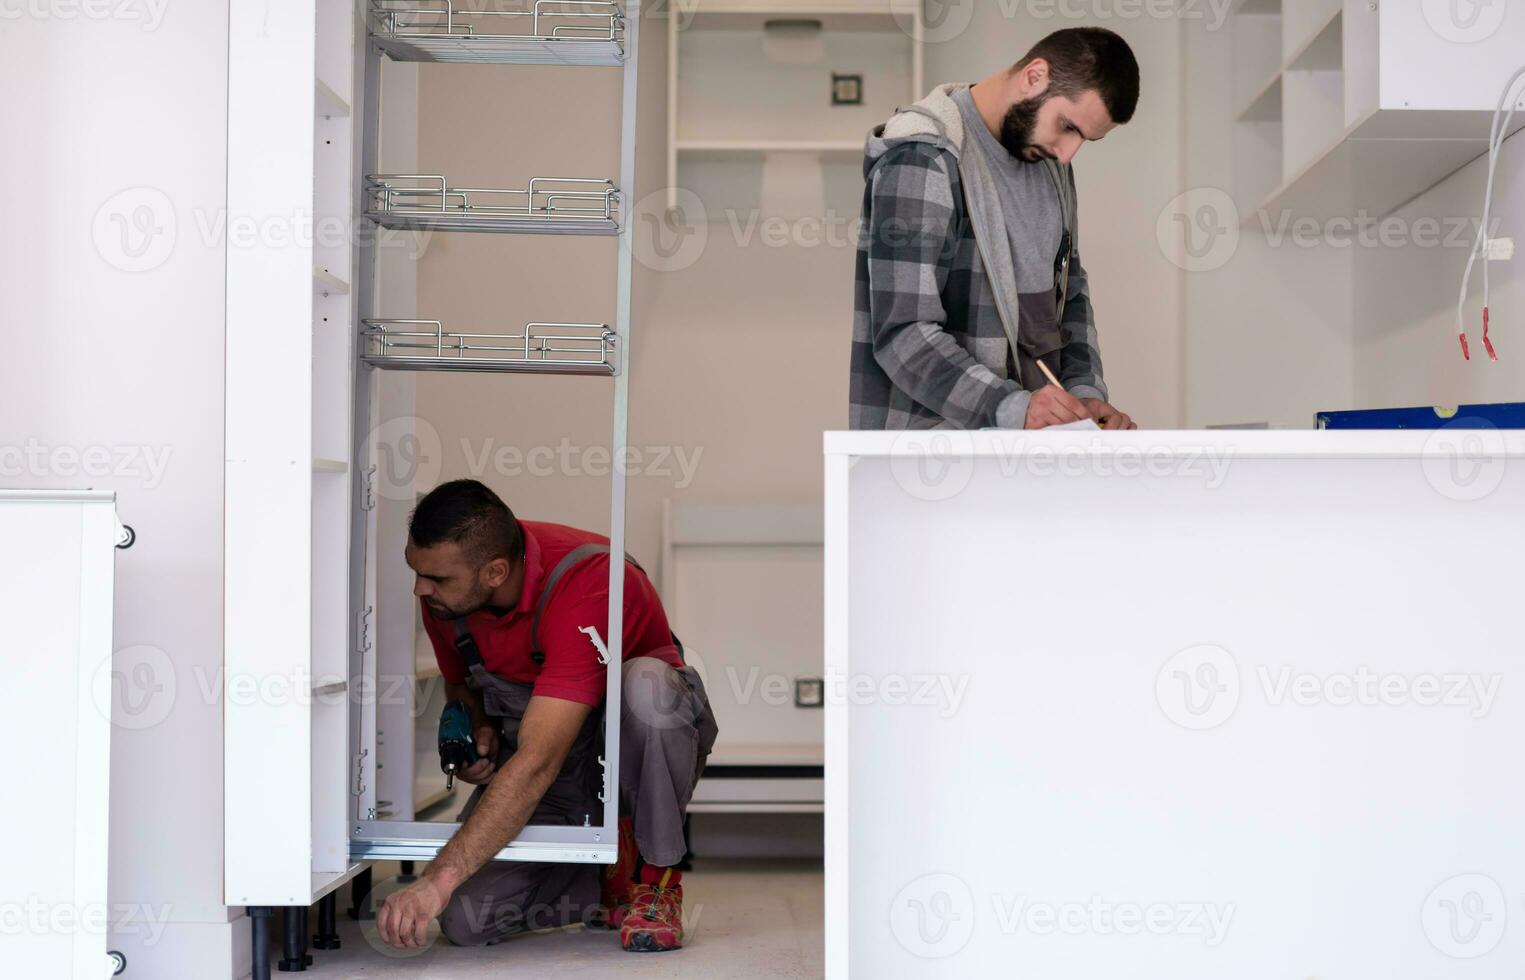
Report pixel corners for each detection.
[1235,73,1282,123]
[362,318,619,375]
[1247,107,1525,224]
[365,173,620,234]
[313,267,350,296]
[675,138,863,156]
[1284,8,1340,72]
[369,0,626,66]
[315,78,350,119]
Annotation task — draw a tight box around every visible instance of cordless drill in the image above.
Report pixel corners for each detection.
[438,699,480,792]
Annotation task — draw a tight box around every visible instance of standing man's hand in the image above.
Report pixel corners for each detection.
[377,874,453,949]
[1025,384,1090,428]
[1080,398,1137,430]
[455,724,500,785]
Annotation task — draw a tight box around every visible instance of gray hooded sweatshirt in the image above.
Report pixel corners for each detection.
[849,83,1108,430]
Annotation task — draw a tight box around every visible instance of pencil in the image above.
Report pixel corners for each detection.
[1037,360,1062,389]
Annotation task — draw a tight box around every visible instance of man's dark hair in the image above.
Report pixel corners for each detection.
[409,479,522,567]
[1014,27,1140,125]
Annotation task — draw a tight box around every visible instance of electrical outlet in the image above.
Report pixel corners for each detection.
[794,676,824,708]
[831,73,863,106]
[1486,237,1515,261]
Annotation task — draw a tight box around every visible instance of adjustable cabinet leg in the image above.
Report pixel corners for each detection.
[249,907,274,980]
[312,892,341,950]
[277,906,311,971]
[348,867,374,921]
[400,860,416,879]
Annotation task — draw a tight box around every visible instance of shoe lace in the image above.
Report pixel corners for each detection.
[630,885,681,925]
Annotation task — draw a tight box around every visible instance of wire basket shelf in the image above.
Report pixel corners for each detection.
[370,0,626,66]
[366,174,620,235]
[363,319,619,375]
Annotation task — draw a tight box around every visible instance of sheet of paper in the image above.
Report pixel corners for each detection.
[1046,418,1101,430]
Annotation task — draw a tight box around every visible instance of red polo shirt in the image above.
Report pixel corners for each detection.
[420,521,683,706]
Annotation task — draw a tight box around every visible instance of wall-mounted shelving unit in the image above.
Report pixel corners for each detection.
[666,0,923,213]
[1232,0,1525,224]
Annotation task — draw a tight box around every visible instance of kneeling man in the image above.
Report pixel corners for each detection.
[377,479,718,953]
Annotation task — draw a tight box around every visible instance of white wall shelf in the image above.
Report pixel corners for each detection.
[1244,106,1525,227]
[1235,72,1281,123]
[676,138,864,155]
[316,78,351,119]
[1232,0,1525,221]
[666,0,923,212]
[313,266,350,295]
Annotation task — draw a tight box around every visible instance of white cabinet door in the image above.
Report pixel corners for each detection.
[0,490,120,979]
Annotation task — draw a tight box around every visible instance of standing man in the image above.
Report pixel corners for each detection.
[376,479,718,954]
[851,27,1141,430]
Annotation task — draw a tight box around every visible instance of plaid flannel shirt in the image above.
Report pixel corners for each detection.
[850,140,1107,430]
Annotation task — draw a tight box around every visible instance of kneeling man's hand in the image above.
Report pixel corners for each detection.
[378,875,451,949]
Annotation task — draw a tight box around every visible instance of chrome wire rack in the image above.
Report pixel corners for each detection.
[365,174,620,235]
[362,319,618,375]
[369,0,626,66]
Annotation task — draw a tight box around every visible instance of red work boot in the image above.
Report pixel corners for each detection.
[620,880,685,952]
[591,816,638,929]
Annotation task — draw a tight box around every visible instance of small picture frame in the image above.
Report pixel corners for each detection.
[831,73,864,106]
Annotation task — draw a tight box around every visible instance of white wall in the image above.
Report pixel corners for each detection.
[1351,133,1525,409]
[1180,12,1355,429]
[0,5,238,977]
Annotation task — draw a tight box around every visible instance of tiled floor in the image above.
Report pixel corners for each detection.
[296,859,823,978]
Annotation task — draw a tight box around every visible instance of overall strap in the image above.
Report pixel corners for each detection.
[531,544,643,664]
[449,544,643,671]
[450,615,484,669]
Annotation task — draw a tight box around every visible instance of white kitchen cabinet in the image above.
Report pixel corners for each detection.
[1232,0,1525,220]
[223,0,643,940]
[0,491,125,979]
[825,429,1525,978]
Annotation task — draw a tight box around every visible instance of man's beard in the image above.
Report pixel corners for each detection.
[426,583,493,620]
[998,94,1053,162]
